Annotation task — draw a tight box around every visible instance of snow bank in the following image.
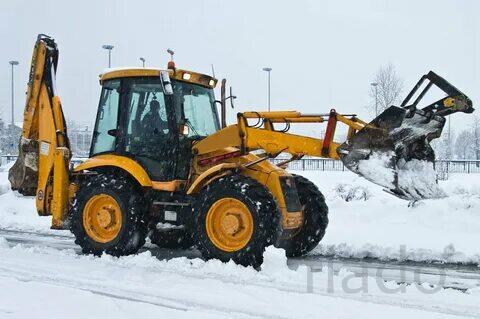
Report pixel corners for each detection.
[293,170,480,265]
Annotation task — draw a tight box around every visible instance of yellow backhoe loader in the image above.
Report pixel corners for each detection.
[8,35,474,267]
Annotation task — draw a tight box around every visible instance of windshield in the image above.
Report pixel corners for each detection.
[173,80,219,138]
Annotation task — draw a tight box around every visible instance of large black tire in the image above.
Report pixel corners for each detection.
[70,172,148,256]
[149,228,194,250]
[276,175,329,257]
[194,175,280,268]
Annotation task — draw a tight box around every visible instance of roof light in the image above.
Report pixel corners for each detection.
[209,79,215,86]
[183,73,191,80]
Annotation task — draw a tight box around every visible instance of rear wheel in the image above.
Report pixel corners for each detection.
[194,175,280,268]
[70,172,147,256]
[276,175,329,257]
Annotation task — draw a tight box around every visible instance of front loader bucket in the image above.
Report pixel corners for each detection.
[8,137,38,196]
[337,106,445,200]
[338,71,473,200]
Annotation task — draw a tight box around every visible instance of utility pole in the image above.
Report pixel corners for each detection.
[139,57,145,68]
[370,82,378,116]
[102,44,114,68]
[262,67,272,111]
[9,60,19,125]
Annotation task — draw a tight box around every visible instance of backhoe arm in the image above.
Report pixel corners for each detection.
[8,35,71,229]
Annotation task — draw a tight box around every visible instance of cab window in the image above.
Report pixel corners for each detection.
[90,80,120,155]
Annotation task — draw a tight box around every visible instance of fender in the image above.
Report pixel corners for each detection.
[74,154,153,187]
[187,162,237,194]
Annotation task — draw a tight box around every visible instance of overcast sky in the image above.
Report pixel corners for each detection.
[1,0,478,132]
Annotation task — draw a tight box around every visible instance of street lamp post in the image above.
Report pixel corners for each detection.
[262,67,272,111]
[9,60,19,125]
[370,82,378,116]
[102,44,114,68]
[139,57,145,68]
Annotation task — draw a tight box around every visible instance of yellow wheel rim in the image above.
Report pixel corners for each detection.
[82,194,122,243]
[205,197,254,252]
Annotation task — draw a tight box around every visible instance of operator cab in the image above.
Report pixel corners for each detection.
[90,67,219,181]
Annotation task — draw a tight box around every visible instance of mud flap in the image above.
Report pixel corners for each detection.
[8,137,39,196]
[338,106,445,200]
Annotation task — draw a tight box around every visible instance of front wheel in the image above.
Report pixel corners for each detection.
[276,175,329,257]
[194,175,280,268]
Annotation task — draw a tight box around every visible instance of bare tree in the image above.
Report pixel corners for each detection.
[431,124,455,160]
[454,130,475,159]
[471,115,480,161]
[369,64,404,115]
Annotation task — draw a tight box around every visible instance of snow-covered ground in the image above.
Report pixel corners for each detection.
[1,164,480,318]
[291,170,480,265]
[1,238,479,318]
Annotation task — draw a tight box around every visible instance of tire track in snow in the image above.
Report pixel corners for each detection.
[1,227,479,317]
[1,227,478,292]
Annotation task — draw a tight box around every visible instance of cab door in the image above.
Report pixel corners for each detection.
[121,77,177,181]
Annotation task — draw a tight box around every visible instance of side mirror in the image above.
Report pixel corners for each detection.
[160,70,173,95]
[107,128,118,137]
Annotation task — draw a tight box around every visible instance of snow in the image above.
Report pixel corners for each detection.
[291,170,480,265]
[356,152,445,199]
[1,163,480,317]
[397,159,445,199]
[357,151,396,189]
[0,242,478,318]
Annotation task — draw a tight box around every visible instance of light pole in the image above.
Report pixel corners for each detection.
[262,67,272,111]
[139,57,145,68]
[370,82,378,116]
[9,60,19,125]
[102,44,114,68]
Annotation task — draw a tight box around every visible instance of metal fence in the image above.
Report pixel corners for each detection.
[2,155,480,174]
[270,158,480,174]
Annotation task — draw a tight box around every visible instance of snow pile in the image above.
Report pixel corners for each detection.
[397,159,445,200]
[261,246,289,274]
[356,152,446,200]
[357,152,395,189]
[0,168,53,232]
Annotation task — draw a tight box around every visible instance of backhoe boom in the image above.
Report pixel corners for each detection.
[8,35,71,228]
